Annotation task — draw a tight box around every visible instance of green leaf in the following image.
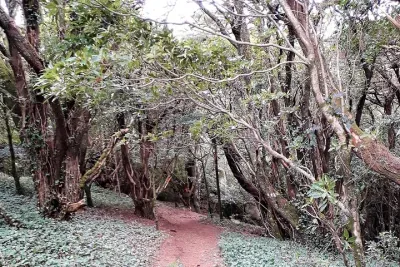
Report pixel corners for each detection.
[343,229,349,240]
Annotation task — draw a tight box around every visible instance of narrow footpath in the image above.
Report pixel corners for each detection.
[153,204,224,267]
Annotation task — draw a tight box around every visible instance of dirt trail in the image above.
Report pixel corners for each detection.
[153,204,224,267]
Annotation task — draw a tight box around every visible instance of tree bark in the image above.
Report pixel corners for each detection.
[84,183,94,208]
[355,58,374,126]
[137,117,155,219]
[186,157,200,212]
[201,158,213,217]
[337,149,365,267]
[351,125,400,185]
[384,98,396,150]
[0,7,44,74]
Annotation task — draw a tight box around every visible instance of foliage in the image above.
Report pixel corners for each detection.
[366,231,400,263]
[219,232,346,267]
[3,0,400,265]
[0,174,163,266]
[307,174,339,212]
[38,0,154,107]
[219,232,399,267]
[90,185,134,209]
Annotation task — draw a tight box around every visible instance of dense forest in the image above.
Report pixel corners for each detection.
[1,0,400,266]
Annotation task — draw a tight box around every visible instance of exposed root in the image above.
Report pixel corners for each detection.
[0,206,25,229]
[65,199,86,213]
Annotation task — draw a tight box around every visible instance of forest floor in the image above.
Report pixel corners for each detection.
[153,203,224,267]
[0,174,163,267]
[1,174,396,267]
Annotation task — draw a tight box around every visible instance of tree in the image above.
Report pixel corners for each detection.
[0,0,134,217]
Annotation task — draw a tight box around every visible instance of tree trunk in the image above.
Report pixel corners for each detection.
[134,199,155,219]
[117,113,155,220]
[192,169,201,213]
[355,93,366,127]
[84,183,94,208]
[31,117,89,218]
[384,98,396,150]
[350,204,365,267]
[280,0,400,185]
[213,138,223,221]
[64,148,82,203]
[136,131,155,219]
[0,2,92,218]
[356,59,374,127]
[351,124,400,185]
[201,158,213,217]
[3,106,22,195]
[186,158,200,212]
[338,149,365,267]
[223,142,299,238]
[4,1,27,130]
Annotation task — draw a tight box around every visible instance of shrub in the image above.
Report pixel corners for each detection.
[366,231,400,263]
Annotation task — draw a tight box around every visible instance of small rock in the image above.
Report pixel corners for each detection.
[230,219,241,224]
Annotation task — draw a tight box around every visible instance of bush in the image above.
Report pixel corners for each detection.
[366,231,400,263]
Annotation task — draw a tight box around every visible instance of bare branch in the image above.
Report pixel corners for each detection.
[193,0,238,50]
[0,6,44,74]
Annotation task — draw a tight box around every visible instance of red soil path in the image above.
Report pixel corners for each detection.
[153,204,224,267]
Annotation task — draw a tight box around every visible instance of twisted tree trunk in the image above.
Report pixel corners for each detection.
[224,142,299,238]
[0,2,90,218]
[117,113,155,219]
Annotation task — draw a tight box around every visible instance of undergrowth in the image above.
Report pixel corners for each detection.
[219,232,399,267]
[0,174,163,267]
[90,185,133,209]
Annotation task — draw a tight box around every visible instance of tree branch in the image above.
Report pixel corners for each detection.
[0,6,44,74]
[194,0,238,50]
